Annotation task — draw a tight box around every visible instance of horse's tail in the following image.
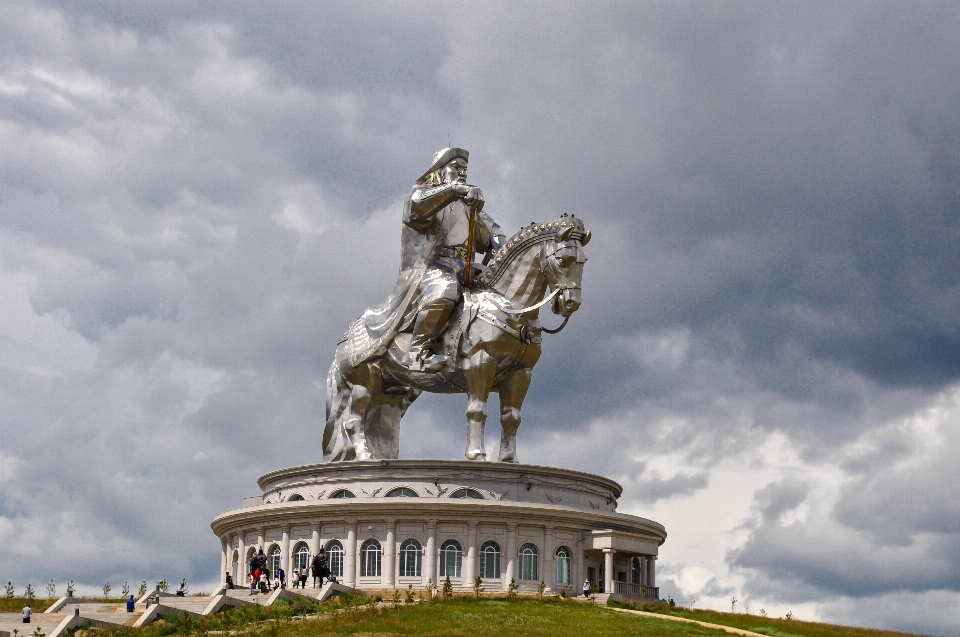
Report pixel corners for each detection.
[322,350,352,462]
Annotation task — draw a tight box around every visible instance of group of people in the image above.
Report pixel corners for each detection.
[241,546,332,595]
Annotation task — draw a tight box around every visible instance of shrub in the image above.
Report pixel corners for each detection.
[138,581,147,597]
[65,582,75,597]
[405,584,415,604]
[102,582,111,598]
[122,582,130,597]
[442,576,453,599]
[507,578,518,600]
[473,576,484,599]
[6,582,15,599]
[24,584,35,600]
[157,579,169,592]
[45,581,56,599]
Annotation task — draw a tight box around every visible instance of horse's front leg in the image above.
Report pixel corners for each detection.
[497,368,532,463]
[463,349,497,461]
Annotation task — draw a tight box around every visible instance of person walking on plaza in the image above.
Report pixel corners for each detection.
[126,595,136,612]
[583,578,591,598]
[279,568,285,589]
[258,572,268,594]
[21,604,31,624]
[248,572,255,596]
[300,567,308,589]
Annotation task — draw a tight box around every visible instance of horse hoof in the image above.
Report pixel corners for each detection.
[465,452,487,461]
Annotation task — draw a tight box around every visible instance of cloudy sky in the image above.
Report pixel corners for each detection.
[2,1,959,633]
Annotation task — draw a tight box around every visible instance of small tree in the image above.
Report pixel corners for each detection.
[157,579,169,592]
[46,580,56,599]
[405,584,415,604]
[785,611,794,620]
[473,576,484,599]
[442,576,453,599]
[121,582,130,597]
[759,608,767,617]
[537,580,545,600]
[731,596,737,612]
[25,584,35,600]
[6,582,15,598]
[65,581,75,597]
[425,578,434,600]
[102,582,111,598]
[507,578,518,600]
[179,578,189,595]
[138,581,147,597]
[31,627,44,637]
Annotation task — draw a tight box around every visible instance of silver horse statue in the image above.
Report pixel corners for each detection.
[323,216,589,462]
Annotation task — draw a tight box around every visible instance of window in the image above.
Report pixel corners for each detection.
[399,539,422,577]
[555,547,571,584]
[287,494,305,501]
[449,488,484,499]
[331,489,355,498]
[293,543,310,571]
[519,543,539,581]
[269,545,281,578]
[327,540,344,578]
[361,539,382,577]
[439,540,462,578]
[631,557,641,585]
[479,541,501,579]
[385,487,419,497]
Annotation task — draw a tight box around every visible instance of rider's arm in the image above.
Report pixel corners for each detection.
[408,183,460,223]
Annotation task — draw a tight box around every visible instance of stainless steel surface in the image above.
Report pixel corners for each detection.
[325,150,588,463]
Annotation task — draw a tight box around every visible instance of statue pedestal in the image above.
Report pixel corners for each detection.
[211,459,666,600]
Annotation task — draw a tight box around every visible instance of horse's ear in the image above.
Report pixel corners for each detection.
[581,230,592,246]
[557,226,574,242]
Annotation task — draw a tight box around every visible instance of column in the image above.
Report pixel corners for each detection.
[504,523,517,590]
[238,534,246,582]
[424,520,437,589]
[603,549,615,594]
[220,537,228,584]
[256,527,265,553]
[464,522,478,587]
[384,519,397,589]
[311,523,321,558]
[640,556,648,586]
[345,520,358,587]
[648,556,656,590]
[281,525,291,585]
[543,526,555,594]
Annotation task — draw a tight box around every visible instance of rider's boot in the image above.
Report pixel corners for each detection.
[404,298,455,372]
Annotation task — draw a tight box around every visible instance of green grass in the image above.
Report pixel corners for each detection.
[609,601,923,637]
[64,596,928,637]
[0,597,57,613]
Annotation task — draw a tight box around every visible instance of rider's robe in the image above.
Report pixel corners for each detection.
[345,186,498,367]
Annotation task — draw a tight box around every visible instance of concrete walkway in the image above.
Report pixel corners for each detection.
[607,607,770,637]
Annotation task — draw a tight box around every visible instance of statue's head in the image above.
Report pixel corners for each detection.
[418,147,469,185]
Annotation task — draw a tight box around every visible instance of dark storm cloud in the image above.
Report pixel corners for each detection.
[1,1,959,630]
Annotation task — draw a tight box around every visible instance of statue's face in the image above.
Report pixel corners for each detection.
[440,158,468,184]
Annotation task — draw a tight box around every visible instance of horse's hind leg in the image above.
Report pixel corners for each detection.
[463,350,496,461]
[497,368,532,463]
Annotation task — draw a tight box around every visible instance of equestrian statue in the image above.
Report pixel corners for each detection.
[323,148,590,462]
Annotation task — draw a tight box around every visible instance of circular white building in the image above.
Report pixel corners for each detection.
[211,459,666,600]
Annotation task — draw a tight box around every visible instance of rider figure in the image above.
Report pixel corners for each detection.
[400,148,505,370]
[343,148,505,372]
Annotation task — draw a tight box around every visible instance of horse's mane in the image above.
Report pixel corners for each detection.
[476,216,587,289]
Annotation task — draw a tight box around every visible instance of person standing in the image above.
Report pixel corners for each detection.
[21,604,31,624]
[248,572,255,596]
[583,578,592,598]
[126,595,136,612]
[278,567,285,589]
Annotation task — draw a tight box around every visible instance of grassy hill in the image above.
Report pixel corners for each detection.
[70,595,924,637]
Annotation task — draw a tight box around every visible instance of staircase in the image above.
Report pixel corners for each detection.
[1,582,363,637]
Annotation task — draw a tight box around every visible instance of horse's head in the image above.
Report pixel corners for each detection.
[542,219,590,317]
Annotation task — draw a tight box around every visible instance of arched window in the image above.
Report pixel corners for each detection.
[385,487,419,498]
[449,488,485,499]
[439,540,462,578]
[555,546,572,584]
[326,540,344,578]
[361,539,382,577]
[631,557,641,585]
[288,494,305,501]
[519,543,539,581]
[331,489,356,499]
[479,541,501,579]
[399,539,422,577]
[293,542,310,571]
[268,545,282,578]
